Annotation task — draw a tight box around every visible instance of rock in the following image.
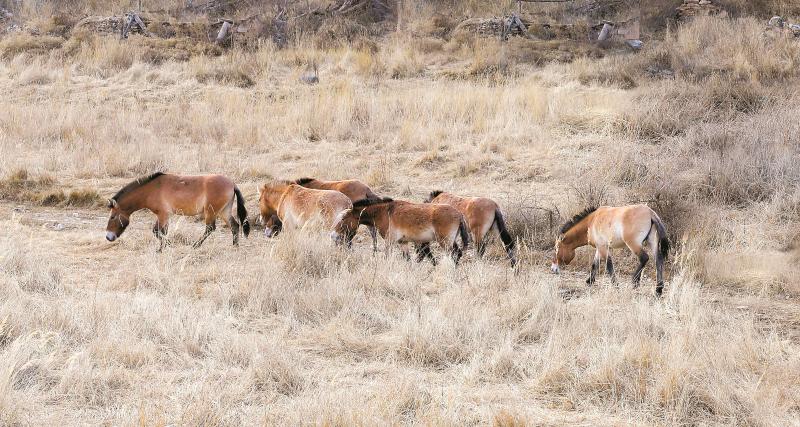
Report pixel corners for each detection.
[646,66,675,79]
[769,16,785,28]
[299,73,319,85]
[676,0,725,22]
[626,39,643,50]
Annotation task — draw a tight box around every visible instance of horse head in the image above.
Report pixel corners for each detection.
[105,198,130,241]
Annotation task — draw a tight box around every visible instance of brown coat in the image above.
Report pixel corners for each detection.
[553,204,670,295]
[426,191,516,265]
[259,182,353,237]
[294,177,378,202]
[337,198,469,264]
[106,172,249,249]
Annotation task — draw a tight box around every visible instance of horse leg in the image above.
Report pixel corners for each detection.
[193,211,217,249]
[221,203,240,246]
[426,243,437,266]
[606,246,617,284]
[153,221,168,252]
[228,215,240,245]
[400,243,412,261]
[415,243,436,265]
[153,213,169,252]
[451,242,463,265]
[369,225,377,253]
[587,247,602,286]
[384,234,396,259]
[632,249,649,288]
[473,225,487,257]
[649,231,664,296]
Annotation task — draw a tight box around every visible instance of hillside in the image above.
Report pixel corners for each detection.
[0,1,799,425]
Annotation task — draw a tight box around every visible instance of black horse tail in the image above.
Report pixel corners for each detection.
[234,186,250,237]
[652,213,669,261]
[458,216,470,250]
[494,208,517,266]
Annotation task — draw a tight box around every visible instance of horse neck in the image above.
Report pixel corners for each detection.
[365,204,391,236]
[116,188,149,214]
[267,185,291,215]
[305,180,323,189]
[562,217,591,249]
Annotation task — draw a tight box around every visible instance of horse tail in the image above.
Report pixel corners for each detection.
[458,216,470,250]
[234,186,250,237]
[494,208,517,266]
[651,212,669,261]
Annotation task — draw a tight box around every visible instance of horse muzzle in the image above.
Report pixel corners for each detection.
[550,263,560,274]
[106,231,117,242]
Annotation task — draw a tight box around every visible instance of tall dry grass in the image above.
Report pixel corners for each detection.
[0,12,799,425]
[0,219,797,425]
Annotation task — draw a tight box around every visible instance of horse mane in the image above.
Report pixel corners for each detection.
[294,177,315,185]
[559,206,598,234]
[112,172,165,201]
[425,190,444,203]
[352,197,393,208]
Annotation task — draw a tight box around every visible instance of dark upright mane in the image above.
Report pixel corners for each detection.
[112,172,165,201]
[425,190,444,203]
[352,196,393,208]
[559,206,598,234]
[294,177,316,185]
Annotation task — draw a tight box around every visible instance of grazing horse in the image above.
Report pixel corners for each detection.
[425,190,516,266]
[336,197,469,265]
[551,205,670,296]
[292,177,380,247]
[258,181,354,244]
[105,172,250,250]
[293,177,379,203]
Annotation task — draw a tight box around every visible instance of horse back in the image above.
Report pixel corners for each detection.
[157,174,235,215]
[332,180,376,202]
[288,185,352,227]
[391,202,461,231]
[432,193,496,229]
[590,205,654,247]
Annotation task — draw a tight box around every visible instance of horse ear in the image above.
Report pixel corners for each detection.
[108,199,118,209]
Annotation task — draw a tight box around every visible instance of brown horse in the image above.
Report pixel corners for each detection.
[336,197,469,265]
[294,177,379,203]
[258,181,354,244]
[425,190,516,266]
[105,172,250,250]
[552,205,670,296]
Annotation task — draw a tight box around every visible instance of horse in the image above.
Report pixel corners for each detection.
[292,177,380,247]
[425,190,516,266]
[293,177,379,203]
[258,181,354,244]
[551,205,670,296]
[105,172,250,251]
[335,197,469,265]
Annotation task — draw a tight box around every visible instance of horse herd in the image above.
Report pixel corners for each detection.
[105,172,670,295]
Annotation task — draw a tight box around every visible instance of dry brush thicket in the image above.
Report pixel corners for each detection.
[0,10,799,426]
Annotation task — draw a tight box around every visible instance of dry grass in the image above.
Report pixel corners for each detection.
[0,12,799,425]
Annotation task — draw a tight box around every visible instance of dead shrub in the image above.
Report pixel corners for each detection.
[0,34,64,59]
[503,198,559,250]
[622,77,768,141]
[192,54,257,87]
[0,169,100,207]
